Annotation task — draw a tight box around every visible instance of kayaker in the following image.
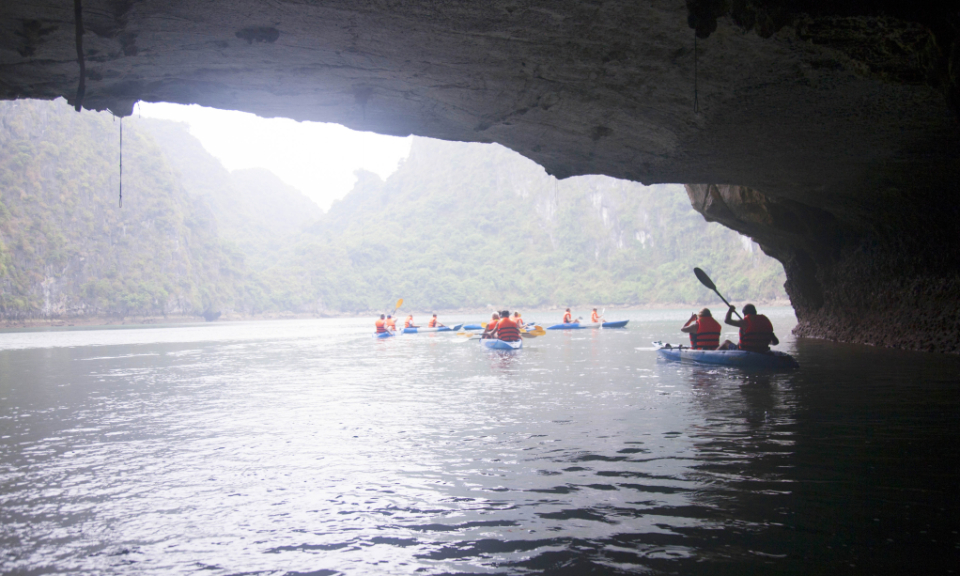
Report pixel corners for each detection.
[680,308,722,350]
[375,314,387,334]
[590,308,603,323]
[404,315,418,328]
[385,315,397,332]
[482,313,500,339]
[496,310,521,342]
[718,304,779,352]
[562,308,577,324]
[428,314,445,328]
[512,311,524,328]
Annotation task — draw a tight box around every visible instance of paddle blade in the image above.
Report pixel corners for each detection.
[395,298,403,310]
[693,267,716,291]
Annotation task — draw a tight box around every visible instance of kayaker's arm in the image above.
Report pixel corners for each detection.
[724,305,745,327]
[681,313,698,332]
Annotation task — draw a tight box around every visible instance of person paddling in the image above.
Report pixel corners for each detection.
[496,310,521,342]
[482,313,500,339]
[404,315,418,328]
[385,315,397,332]
[512,311,524,329]
[375,314,387,334]
[562,308,577,325]
[681,308,722,350]
[718,304,779,352]
[590,308,603,323]
[428,313,445,328]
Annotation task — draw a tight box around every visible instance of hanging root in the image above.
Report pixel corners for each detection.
[694,31,700,114]
[119,116,123,207]
[74,0,85,112]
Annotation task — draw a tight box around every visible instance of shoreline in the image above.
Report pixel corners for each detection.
[0,299,794,330]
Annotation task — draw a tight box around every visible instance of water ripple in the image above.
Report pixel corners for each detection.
[2,311,959,574]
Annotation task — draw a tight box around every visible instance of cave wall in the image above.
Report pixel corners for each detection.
[0,0,958,352]
[687,183,960,354]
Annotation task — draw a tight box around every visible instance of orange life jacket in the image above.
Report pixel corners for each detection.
[375,319,386,333]
[484,319,499,338]
[385,318,396,330]
[405,318,413,328]
[739,314,774,352]
[690,316,722,350]
[591,312,599,322]
[496,317,521,342]
[563,312,572,324]
[428,317,437,327]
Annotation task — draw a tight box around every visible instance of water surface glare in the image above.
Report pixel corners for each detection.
[1,309,958,575]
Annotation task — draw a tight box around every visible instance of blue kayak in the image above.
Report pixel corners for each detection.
[374,331,395,339]
[402,323,463,334]
[482,338,523,351]
[462,324,485,331]
[654,342,798,370]
[547,320,628,330]
[547,323,586,330]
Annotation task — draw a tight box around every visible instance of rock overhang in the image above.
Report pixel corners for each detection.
[1,0,958,351]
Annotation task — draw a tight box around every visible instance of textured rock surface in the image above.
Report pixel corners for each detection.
[0,1,958,351]
[687,184,960,354]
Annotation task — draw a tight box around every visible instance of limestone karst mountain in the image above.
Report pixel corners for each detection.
[0,99,785,320]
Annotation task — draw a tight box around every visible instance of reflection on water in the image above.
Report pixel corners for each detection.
[0,309,957,574]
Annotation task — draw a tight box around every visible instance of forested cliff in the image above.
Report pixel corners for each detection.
[0,99,785,321]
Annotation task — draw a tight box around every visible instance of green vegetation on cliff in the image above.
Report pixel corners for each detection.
[0,100,232,317]
[0,99,785,319]
[273,138,786,312]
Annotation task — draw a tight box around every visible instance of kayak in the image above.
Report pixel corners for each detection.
[654,341,798,370]
[374,331,395,339]
[547,323,586,330]
[402,323,463,334]
[482,338,523,351]
[575,320,630,329]
[465,322,540,331]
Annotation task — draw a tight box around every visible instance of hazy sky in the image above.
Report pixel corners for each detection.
[138,102,412,210]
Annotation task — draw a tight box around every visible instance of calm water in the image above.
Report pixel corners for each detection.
[1,309,958,575]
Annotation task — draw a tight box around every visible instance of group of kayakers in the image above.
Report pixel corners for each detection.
[481,311,524,341]
[377,302,780,353]
[560,308,605,325]
[680,303,779,352]
[375,313,448,334]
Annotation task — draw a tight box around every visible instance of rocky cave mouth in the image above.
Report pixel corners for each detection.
[0,0,958,352]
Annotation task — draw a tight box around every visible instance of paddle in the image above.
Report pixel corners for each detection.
[521,326,546,338]
[693,267,742,320]
[388,298,403,332]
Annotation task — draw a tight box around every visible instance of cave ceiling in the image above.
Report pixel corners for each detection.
[1,0,956,219]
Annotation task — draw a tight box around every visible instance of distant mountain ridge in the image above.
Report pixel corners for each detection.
[280,137,786,312]
[139,119,323,270]
[0,99,785,322]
